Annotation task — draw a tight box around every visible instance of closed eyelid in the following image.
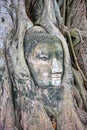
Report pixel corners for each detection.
[35,52,52,61]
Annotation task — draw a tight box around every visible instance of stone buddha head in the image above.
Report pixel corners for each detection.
[24,26,64,89]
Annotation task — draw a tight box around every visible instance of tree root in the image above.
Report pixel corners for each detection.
[73,86,83,109]
[72,68,87,110]
[76,107,87,126]
[67,31,87,87]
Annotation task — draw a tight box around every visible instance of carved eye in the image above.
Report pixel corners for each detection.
[39,54,50,61]
[36,53,50,61]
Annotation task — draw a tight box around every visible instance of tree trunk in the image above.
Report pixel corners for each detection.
[0,0,87,130]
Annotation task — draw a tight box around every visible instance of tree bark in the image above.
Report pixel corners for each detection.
[0,0,87,130]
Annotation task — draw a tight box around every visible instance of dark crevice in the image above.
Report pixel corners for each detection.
[45,108,57,130]
[25,0,44,23]
[1,17,5,23]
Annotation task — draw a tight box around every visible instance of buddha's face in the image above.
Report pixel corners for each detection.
[27,42,63,88]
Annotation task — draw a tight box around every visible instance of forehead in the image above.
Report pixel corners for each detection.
[30,42,63,54]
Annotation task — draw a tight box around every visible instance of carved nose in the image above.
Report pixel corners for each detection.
[52,58,62,73]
